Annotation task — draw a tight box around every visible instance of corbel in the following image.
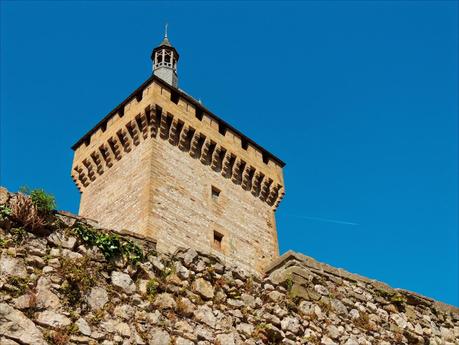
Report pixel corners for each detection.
[178,125,192,151]
[108,136,122,160]
[136,112,149,139]
[210,145,224,172]
[274,188,285,210]
[267,183,281,206]
[251,171,264,197]
[221,152,235,178]
[259,177,273,201]
[99,143,114,168]
[189,132,203,158]
[149,106,160,138]
[126,120,140,146]
[117,129,132,153]
[73,165,89,187]
[200,138,215,165]
[82,159,96,182]
[168,118,182,146]
[231,158,245,185]
[241,165,255,191]
[159,112,170,140]
[90,151,104,175]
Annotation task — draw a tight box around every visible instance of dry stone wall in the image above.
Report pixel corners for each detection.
[0,188,458,345]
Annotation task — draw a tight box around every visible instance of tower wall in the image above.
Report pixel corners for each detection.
[71,77,285,273]
[154,66,177,88]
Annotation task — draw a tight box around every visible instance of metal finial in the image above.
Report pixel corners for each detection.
[165,23,168,38]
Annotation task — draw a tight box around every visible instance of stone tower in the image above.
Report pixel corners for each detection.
[71,32,286,273]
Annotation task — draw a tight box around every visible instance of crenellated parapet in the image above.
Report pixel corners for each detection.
[72,77,285,209]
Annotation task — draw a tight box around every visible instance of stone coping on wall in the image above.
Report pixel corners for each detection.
[265,250,459,315]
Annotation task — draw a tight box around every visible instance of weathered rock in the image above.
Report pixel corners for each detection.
[237,322,254,337]
[36,310,71,328]
[0,253,27,278]
[177,296,195,316]
[175,337,194,345]
[76,318,91,336]
[215,333,236,345]
[315,284,329,296]
[321,335,338,345]
[227,298,244,308]
[35,276,60,309]
[326,324,341,339]
[115,321,131,337]
[194,305,217,328]
[26,238,47,256]
[281,316,301,334]
[114,304,134,320]
[48,231,77,249]
[153,292,177,309]
[180,248,198,267]
[175,261,190,279]
[149,327,170,345]
[25,255,45,268]
[111,271,136,294]
[0,337,20,345]
[267,290,284,302]
[192,277,214,300]
[61,248,83,259]
[87,286,108,310]
[13,293,34,309]
[391,313,408,329]
[0,303,47,345]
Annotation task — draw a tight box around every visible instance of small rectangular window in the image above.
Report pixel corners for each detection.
[241,139,248,150]
[211,186,221,200]
[213,231,223,251]
[195,108,203,121]
[262,152,270,164]
[170,90,179,104]
[218,123,227,136]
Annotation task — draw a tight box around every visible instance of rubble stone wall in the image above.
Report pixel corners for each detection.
[0,188,458,345]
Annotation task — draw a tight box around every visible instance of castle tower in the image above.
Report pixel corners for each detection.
[151,25,179,87]
[71,32,286,273]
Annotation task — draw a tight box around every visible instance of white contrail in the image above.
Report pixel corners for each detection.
[282,214,359,226]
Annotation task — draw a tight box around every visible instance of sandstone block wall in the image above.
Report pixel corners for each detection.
[71,76,285,273]
[1,189,458,345]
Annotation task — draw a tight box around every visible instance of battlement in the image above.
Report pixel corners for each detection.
[72,75,285,210]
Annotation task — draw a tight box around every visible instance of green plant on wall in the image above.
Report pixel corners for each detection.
[0,204,12,220]
[72,222,144,263]
[19,186,56,213]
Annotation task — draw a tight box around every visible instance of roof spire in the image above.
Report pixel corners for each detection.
[164,23,168,39]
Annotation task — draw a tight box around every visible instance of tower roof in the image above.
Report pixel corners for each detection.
[159,36,172,47]
[151,24,179,60]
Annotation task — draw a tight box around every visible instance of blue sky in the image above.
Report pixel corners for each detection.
[1,1,457,305]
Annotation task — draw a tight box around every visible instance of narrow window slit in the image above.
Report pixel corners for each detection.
[213,231,223,251]
[219,123,227,136]
[262,152,270,164]
[195,108,203,121]
[170,90,179,104]
[211,186,221,200]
